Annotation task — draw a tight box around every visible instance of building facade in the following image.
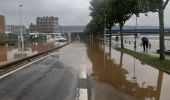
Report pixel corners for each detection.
[36,16,59,33]
[0,15,5,33]
[29,23,37,33]
[5,25,26,34]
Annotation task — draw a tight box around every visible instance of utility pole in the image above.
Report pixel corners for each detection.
[134,16,137,49]
[19,4,24,51]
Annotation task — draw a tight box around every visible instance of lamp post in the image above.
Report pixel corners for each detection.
[103,13,106,71]
[134,16,137,49]
[19,4,24,51]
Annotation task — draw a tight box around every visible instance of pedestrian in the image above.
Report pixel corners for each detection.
[115,35,119,42]
[149,43,151,49]
[134,41,136,48]
[115,35,119,47]
[141,37,149,52]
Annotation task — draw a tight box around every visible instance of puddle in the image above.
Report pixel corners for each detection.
[86,42,170,100]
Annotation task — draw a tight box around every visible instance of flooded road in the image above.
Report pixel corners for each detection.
[121,35,170,52]
[111,35,170,60]
[0,42,88,100]
[0,41,170,100]
[0,41,62,66]
[87,41,170,100]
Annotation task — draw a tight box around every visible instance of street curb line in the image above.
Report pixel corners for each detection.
[0,55,49,80]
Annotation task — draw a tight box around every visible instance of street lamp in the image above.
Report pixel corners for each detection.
[134,16,138,49]
[19,4,24,51]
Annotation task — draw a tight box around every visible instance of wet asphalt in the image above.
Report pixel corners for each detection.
[0,43,90,100]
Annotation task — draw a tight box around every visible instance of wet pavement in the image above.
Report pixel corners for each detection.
[0,42,90,100]
[0,41,170,100]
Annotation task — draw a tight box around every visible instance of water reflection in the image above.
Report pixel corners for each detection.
[0,45,7,62]
[0,41,57,65]
[156,71,163,100]
[87,42,169,100]
[31,41,55,53]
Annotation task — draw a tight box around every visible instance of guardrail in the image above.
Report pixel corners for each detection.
[0,43,70,70]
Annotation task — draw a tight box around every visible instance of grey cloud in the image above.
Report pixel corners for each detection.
[126,3,170,27]
[1,0,170,27]
[0,0,91,27]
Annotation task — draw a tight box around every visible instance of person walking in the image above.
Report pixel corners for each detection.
[141,37,149,52]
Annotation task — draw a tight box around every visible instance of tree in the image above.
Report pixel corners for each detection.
[89,0,116,43]
[84,16,105,41]
[146,0,169,60]
[157,0,169,60]
[104,0,116,48]
[88,0,105,40]
[87,0,145,48]
[86,0,170,57]
[112,0,138,48]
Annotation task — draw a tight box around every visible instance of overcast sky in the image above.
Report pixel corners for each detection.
[0,0,170,27]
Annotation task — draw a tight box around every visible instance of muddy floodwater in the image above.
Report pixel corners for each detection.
[0,41,59,66]
[1,39,170,100]
[86,41,170,100]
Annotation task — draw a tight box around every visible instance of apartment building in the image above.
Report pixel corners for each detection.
[36,16,59,33]
[29,23,37,33]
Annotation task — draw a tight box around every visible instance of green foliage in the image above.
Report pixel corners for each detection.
[85,0,117,39]
[89,0,105,17]
[147,0,169,10]
[86,0,147,41]
[85,0,169,49]
[84,16,104,37]
[113,0,136,24]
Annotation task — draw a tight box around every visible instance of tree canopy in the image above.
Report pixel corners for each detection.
[85,0,169,59]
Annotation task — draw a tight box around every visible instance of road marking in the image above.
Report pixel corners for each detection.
[0,55,49,80]
[79,88,88,100]
[80,64,87,79]
[77,64,88,100]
